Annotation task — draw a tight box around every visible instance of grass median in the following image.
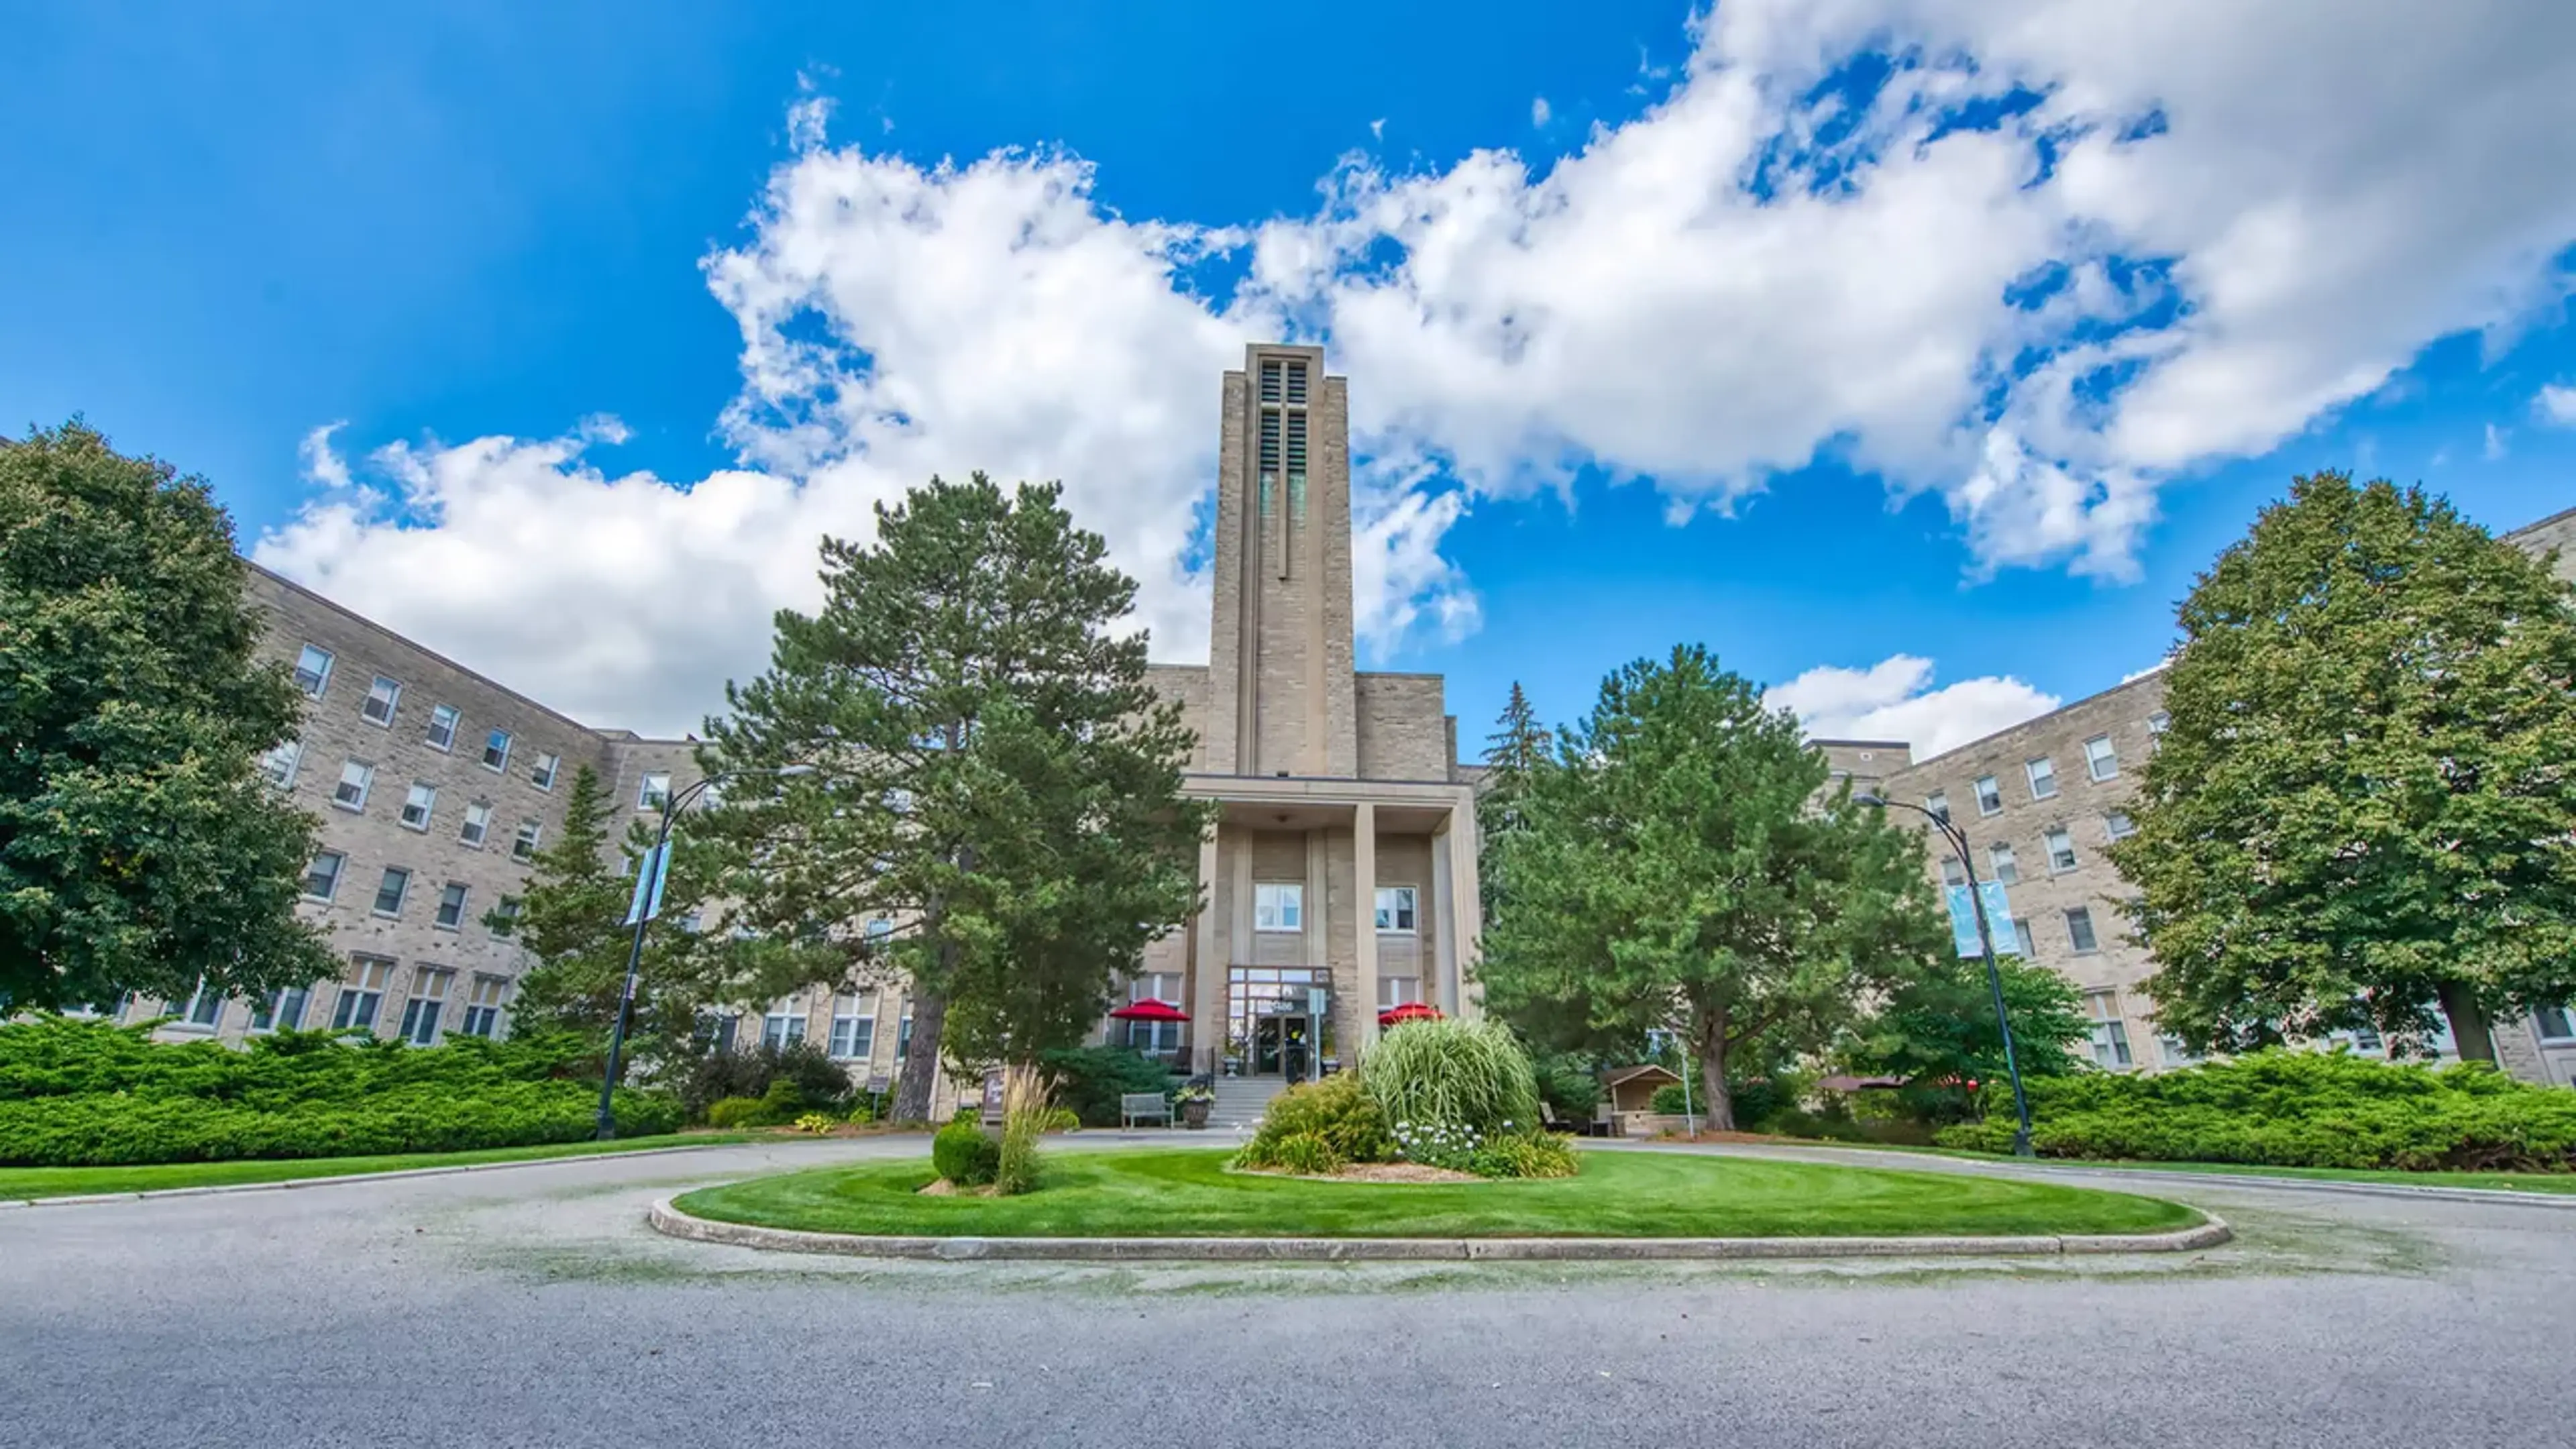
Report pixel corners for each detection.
[0,1132,759,1201]
[672,1146,2202,1240]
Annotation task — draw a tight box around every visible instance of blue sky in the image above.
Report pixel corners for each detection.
[7,1,2575,751]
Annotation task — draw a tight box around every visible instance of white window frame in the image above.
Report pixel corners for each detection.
[372,867,411,918]
[2535,1004,2575,1042]
[2147,710,2171,738]
[512,818,543,861]
[362,675,401,727]
[2083,734,2118,782]
[460,976,508,1038]
[1377,975,1424,1010]
[460,801,492,847]
[533,752,561,792]
[261,739,303,790]
[293,644,334,697]
[2104,810,2137,843]
[425,704,460,752]
[2065,906,2100,954]
[334,958,393,1030]
[172,978,226,1030]
[433,881,469,931]
[1253,883,1304,932]
[399,781,437,832]
[639,772,672,812]
[1373,885,1417,933]
[2010,917,2037,958]
[482,729,513,773]
[1925,791,1950,824]
[333,759,374,812]
[1988,842,2019,885]
[400,968,453,1046]
[828,993,877,1060]
[761,1000,808,1049]
[2025,757,2058,800]
[2045,827,2078,873]
[303,851,345,902]
[2087,991,2133,1068]
[1973,775,2002,816]
[251,985,309,1034]
[1939,855,1968,888]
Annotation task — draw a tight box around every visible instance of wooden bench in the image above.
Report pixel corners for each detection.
[1120,1092,1173,1129]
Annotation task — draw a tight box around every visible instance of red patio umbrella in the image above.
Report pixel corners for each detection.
[1108,998,1189,1022]
[1377,1002,1444,1028]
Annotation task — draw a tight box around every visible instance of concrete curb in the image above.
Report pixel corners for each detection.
[0,1141,751,1210]
[645,1196,2233,1262]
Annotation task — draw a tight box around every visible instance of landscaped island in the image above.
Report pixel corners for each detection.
[670,1146,2203,1240]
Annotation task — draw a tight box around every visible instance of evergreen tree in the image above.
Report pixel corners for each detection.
[1846,952,2091,1097]
[2113,473,2576,1061]
[702,475,1210,1121]
[486,765,631,1039]
[1477,681,1550,841]
[0,423,334,1009]
[1478,645,1946,1128]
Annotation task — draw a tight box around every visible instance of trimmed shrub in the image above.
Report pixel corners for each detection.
[792,1112,838,1134]
[1468,1132,1578,1180]
[1650,1083,1691,1115]
[1266,1132,1342,1177]
[702,1096,768,1130]
[932,1118,1000,1187]
[1035,1046,1175,1128]
[1931,1049,2576,1171]
[845,1100,877,1126]
[1042,1107,1081,1133]
[1362,1018,1543,1138]
[672,1040,850,1120]
[1235,1074,1393,1170]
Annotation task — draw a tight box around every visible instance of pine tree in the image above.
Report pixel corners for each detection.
[2112,473,2576,1061]
[701,475,1210,1121]
[0,423,335,1009]
[486,764,630,1039]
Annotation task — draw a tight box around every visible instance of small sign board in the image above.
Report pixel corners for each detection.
[979,1068,1007,1127]
[1306,985,1328,1017]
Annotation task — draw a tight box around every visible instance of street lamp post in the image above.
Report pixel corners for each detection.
[1859,794,2035,1158]
[594,765,812,1141]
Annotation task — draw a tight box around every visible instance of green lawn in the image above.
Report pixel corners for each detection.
[673,1146,2202,1239]
[0,1132,757,1201]
[1817,1142,2576,1196]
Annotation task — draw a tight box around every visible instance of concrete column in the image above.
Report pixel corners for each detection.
[1352,801,1379,1055]
[1191,830,1223,1073]
[1429,824,1458,1017]
[1446,796,1484,1018]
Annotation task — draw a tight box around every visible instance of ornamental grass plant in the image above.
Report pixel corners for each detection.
[1362,1016,1544,1139]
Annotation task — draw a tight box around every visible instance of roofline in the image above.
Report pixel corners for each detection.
[1810,737,1912,751]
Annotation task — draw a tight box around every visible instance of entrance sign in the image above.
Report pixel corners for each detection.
[1944,881,2017,958]
[979,1068,1006,1127]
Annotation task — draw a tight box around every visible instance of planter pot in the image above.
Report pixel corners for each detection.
[1181,1100,1212,1129]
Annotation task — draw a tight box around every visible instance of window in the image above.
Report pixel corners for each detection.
[460,977,508,1038]
[1925,791,1950,824]
[482,729,512,772]
[1373,885,1417,932]
[2025,757,2058,800]
[2083,735,2118,782]
[897,1008,914,1059]
[1988,843,2019,885]
[399,781,437,831]
[2045,827,2078,873]
[2157,1032,2201,1067]
[2010,917,2037,958]
[829,993,877,1060]
[2086,991,2133,1068]
[460,801,492,847]
[639,772,672,812]
[1974,775,2002,816]
[492,896,524,930]
[1254,883,1303,932]
[250,987,309,1033]
[372,867,411,917]
[434,882,469,930]
[697,1012,741,1055]
[400,968,453,1045]
[1939,855,1968,888]
[332,759,374,811]
[362,675,401,727]
[172,978,225,1030]
[293,644,334,697]
[260,739,302,790]
[2147,710,2171,738]
[532,753,561,792]
[2536,1005,2575,1042]
[512,818,543,861]
[425,704,460,751]
[865,918,894,943]
[333,957,393,1030]
[762,999,807,1049]
[2104,810,2137,842]
[1124,973,1183,1053]
[2065,906,2100,953]
[1378,975,1424,1010]
[302,851,345,902]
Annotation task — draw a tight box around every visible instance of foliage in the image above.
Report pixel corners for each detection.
[1467,1132,1578,1180]
[2113,474,2576,1061]
[1649,1083,1693,1116]
[1172,1081,1215,1106]
[759,1077,809,1119]
[792,1112,839,1134]
[1387,1117,1491,1173]
[1845,953,2091,1108]
[703,1097,770,1130]
[0,422,336,1011]
[1361,1017,1543,1138]
[995,1063,1051,1195]
[671,1040,851,1120]
[1477,681,1553,917]
[1479,646,1948,1128]
[1932,1049,2576,1171]
[698,475,1214,1122]
[1727,1076,1792,1129]
[1265,1132,1342,1177]
[1036,1044,1175,1128]
[0,1017,679,1166]
[845,1101,877,1126]
[932,1118,1000,1187]
[1527,1050,1602,1126]
[1042,1107,1080,1132]
[1234,1075,1393,1169]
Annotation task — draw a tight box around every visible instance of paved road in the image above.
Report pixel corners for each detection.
[6,1136,2572,1449]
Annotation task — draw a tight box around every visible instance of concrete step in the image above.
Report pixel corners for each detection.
[1207,1075,1292,1128]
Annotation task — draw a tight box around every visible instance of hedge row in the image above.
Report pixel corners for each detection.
[1933,1049,2576,1172]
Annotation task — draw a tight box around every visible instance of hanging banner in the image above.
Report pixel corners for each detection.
[624,842,672,926]
[1944,881,2018,959]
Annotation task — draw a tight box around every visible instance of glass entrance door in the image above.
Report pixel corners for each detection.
[1252,1014,1313,1077]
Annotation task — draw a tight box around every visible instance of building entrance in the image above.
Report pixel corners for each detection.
[1251,1014,1314,1079]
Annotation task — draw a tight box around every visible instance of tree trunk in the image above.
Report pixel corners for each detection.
[2436,981,2498,1065]
[1698,1010,1735,1133]
[892,987,950,1123]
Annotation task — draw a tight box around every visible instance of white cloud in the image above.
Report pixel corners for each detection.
[1767,655,2061,760]
[1369,117,1385,142]
[2485,422,2510,460]
[2540,384,2576,427]
[1530,96,1552,127]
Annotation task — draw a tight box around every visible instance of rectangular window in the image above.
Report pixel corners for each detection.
[2084,735,2118,782]
[1377,975,1424,1010]
[1988,843,2019,885]
[250,986,309,1034]
[2147,710,2171,738]
[2536,1005,2575,1042]
[399,781,437,831]
[2025,757,2058,800]
[332,759,374,812]
[362,675,401,727]
[482,729,512,772]
[172,978,225,1030]
[425,704,460,751]
[2065,906,2100,954]
[333,957,393,1030]
[1254,883,1304,932]
[532,752,561,791]
[2086,990,2133,1067]
[1939,855,1967,888]
[400,967,453,1046]
[460,801,492,847]
[302,851,345,902]
[639,772,672,812]
[2045,827,2078,873]
[434,882,469,930]
[1974,775,2002,816]
[2157,1032,2201,1067]
[492,896,523,930]
[372,867,411,918]
[829,993,877,1060]
[512,818,543,861]
[2104,810,2137,842]
[1373,885,1417,932]
[762,1000,807,1049]
[897,1009,914,1059]
[2011,917,2037,958]
[1925,791,1950,824]
[261,739,303,790]
[460,976,507,1038]
[1122,972,1184,1054]
[294,644,334,697]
